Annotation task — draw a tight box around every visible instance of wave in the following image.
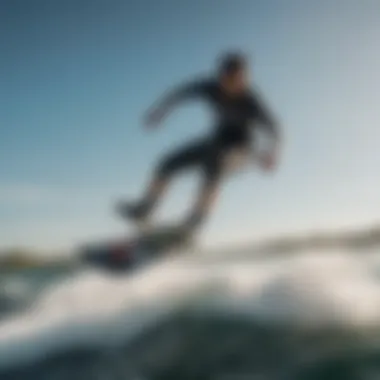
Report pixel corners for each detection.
[0,248,380,373]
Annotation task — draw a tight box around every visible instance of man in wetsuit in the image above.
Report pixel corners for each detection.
[118,51,281,232]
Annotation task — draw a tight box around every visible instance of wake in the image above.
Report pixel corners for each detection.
[0,247,380,371]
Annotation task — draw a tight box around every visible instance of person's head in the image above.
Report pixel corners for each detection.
[217,51,249,94]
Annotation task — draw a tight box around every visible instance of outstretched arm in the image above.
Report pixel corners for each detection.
[144,79,208,128]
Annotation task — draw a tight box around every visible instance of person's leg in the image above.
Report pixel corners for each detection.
[119,139,209,222]
[185,179,220,229]
[184,144,225,229]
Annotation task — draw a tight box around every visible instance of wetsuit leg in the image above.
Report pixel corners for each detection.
[119,138,212,223]
[155,138,211,180]
[185,142,226,228]
[185,141,250,229]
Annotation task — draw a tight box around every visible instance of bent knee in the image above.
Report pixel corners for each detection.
[155,154,179,179]
[202,166,222,188]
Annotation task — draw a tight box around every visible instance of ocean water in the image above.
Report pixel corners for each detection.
[0,267,74,320]
[1,247,380,380]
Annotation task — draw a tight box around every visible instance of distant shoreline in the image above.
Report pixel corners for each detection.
[1,223,380,270]
[204,223,380,257]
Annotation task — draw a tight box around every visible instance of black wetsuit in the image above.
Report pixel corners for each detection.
[156,77,279,185]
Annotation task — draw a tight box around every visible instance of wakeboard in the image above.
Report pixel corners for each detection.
[79,223,194,273]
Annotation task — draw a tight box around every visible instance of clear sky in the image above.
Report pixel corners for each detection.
[1,0,380,251]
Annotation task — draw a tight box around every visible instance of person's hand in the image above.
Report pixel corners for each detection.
[258,145,280,172]
[143,107,166,130]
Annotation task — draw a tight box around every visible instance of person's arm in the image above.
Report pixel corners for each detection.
[249,90,281,170]
[144,79,209,128]
[250,90,280,142]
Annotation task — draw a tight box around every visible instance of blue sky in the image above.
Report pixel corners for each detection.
[1,0,380,251]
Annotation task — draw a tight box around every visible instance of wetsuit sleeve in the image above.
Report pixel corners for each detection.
[155,79,211,111]
[249,91,280,140]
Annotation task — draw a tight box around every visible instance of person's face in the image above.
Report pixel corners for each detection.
[222,68,249,95]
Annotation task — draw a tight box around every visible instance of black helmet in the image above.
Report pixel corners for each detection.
[217,51,248,76]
